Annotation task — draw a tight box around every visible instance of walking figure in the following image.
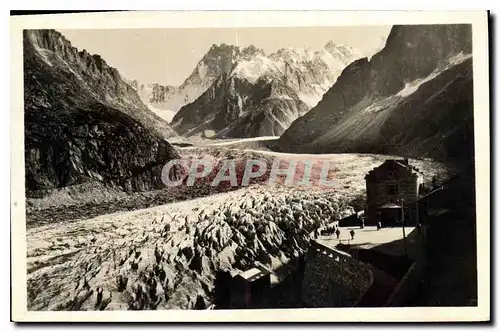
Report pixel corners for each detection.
[350,229,355,240]
[377,221,382,231]
[335,228,341,239]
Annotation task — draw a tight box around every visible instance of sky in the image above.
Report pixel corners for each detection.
[60,26,391,86]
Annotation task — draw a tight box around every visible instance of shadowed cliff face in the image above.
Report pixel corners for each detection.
[367,24,472,97]
[218,78,311,138]
[172,73,309,138]
[278,24,474,166]
[24,30,179,196]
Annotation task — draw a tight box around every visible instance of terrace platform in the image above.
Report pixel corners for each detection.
[316,225,422,260]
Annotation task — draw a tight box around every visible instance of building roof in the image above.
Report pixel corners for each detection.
[397,162,424,175]
[365,159,423,181]
[238,266,270,282]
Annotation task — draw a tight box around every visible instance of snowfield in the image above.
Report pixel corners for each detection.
[146,103,176,123]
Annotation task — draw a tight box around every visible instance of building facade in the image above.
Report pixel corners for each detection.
[365,159,424,226]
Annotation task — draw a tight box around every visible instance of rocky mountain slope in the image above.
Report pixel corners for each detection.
[171,73,310,137]
[24,29,179,196]
[278,25,474,166]
[171,42,362,137]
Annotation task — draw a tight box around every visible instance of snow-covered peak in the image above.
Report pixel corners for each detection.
[231,54,279,83]
[225,42,364,110]
[201,43,265,65]
[270,47,317,63]
[232,43,362,86]
[241,44,265,58]
[324,42,363,62]
[206,43,240,56]
[131,41,363,121]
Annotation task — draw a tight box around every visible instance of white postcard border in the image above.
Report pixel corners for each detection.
[10,10,490,322]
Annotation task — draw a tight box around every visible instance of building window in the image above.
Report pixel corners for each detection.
[387,183,399,195]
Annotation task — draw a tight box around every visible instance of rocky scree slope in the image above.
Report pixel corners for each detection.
[278,24,474,166]
[24,30,179,196]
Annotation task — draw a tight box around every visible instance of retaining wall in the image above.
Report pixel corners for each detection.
[301,241,373,307]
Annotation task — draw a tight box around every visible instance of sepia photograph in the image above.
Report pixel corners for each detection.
[10,10,490,322]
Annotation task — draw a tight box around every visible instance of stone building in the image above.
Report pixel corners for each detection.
[365,159,424,226]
